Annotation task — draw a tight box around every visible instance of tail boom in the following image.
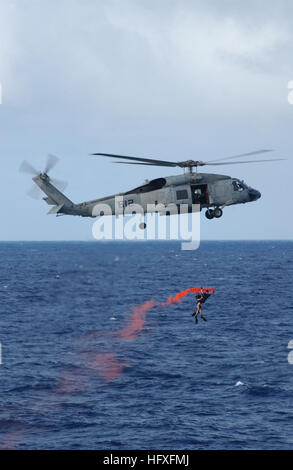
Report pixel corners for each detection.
[33,174,75,215]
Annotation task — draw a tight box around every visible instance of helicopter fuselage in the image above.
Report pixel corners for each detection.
[65,172,261,219]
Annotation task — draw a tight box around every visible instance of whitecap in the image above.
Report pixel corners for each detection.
[235,381,245,387]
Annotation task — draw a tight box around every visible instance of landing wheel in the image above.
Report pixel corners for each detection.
[214,207,223,218]
[139,222,147,230]
[205,209,214,220]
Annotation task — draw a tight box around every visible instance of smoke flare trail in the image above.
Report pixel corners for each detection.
[89,352,129,382]
[1,287,213,448]
[0,429,22,450]
[54,368,89,394]
[161,287,214,306]
[118,300,157,340]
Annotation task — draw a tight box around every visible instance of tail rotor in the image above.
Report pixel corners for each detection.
[20,154,68,199]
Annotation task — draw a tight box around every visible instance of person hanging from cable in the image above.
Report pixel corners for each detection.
[192,288,214,323]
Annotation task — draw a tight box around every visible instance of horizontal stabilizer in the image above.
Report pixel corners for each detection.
[43,196,57,205]
[47,204,64,215]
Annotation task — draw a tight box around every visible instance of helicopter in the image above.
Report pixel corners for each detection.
[20,149,284,224]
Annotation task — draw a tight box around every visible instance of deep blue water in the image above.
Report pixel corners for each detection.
[0,241,293,450]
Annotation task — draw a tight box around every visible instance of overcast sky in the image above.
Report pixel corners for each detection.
[0,0,292,240]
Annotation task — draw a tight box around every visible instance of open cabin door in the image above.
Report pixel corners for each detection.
[191,184,210,206]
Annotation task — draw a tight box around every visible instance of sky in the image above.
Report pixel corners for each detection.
[0,0,292,240]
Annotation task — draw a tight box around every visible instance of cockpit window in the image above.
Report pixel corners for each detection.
[232,180,247,192]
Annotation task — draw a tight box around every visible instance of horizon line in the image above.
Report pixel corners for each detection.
[0,239,292,243]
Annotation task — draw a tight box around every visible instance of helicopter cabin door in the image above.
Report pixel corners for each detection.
[191,184,210,206]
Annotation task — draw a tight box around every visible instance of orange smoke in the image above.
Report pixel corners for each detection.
[161,287,214,306]
[118,300,157,340]
[0,429,22,450]
[89,352,128,382]
[1,287,214,448]
[54,368,89,394]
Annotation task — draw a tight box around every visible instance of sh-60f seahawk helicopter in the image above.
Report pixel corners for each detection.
[20,149,284,223]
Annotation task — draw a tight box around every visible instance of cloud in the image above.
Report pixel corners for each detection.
[0,0,292,120]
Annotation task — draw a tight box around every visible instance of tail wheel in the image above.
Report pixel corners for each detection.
[139,222,147,229]
[214,207,223,218]
[205,209,214,219]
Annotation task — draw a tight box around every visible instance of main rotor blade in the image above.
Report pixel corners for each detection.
[114,157,285,167]
[113,161,164,166]
[207,149,274,163]
[45,154,59,174]
[19,160,39,176]
[205,158,286,166]
[91,152,178,167]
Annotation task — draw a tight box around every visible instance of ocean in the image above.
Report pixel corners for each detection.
[0,241,292,450]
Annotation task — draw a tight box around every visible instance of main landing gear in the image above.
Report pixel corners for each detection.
[205,207,223,219]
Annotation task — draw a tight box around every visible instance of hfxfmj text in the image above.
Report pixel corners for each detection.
[102,454,190,467]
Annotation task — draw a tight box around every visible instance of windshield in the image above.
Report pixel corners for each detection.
[232,180,247,192]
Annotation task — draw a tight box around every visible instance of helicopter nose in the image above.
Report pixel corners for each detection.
[248,188,261,201]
